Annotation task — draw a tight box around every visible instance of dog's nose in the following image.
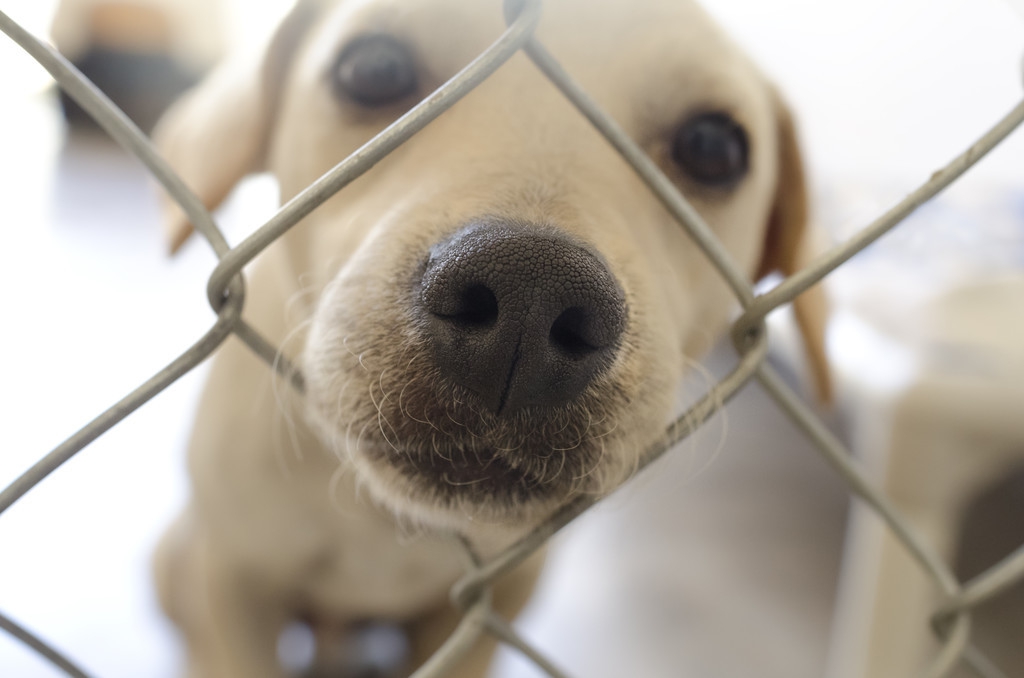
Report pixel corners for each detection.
[418,221,626,414]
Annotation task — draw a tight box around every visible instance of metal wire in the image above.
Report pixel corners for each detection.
[409,595,492,678]
[484,613,573,678]
[937,543,1024,622]
[0,611,93,678]
[520,37,756,307]
[734,98,1024,342]
[3,1,1024,677]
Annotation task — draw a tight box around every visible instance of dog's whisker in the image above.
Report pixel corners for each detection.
[441,472,492,488]
[467,444,486,467]
[552,412,590,452]
[324,370,358,462]
[353,344,379,372]
[549,449,568,484]
[340,420,358,465]
[549,411,574,438]
[396,380,421,424]
[377,370,393,405]
[367,379,403,454]
[590,413,620,440]
[271,316,316,467]
[283,282,320,328]
[432,433,453,464]
[353,419,375,465]
[535,459,563,487]
[327,463,358,518]
[395,356,440,430]
[443,404,468,430]
[676,351,731,482]
[377,414,401,453]
[475,450,499,472]
[573,437,608,491]
[340,334,364,361]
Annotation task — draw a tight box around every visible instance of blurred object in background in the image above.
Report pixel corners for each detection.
[829,272,1024,677]
[825,173,1024,675]
[50,0,227,132]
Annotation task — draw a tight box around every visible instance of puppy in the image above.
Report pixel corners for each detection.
[153,0,828,676]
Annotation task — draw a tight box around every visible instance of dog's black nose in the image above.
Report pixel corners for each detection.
[418,221,626,414]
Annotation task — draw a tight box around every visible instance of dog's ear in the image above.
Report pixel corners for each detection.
[153,0,323,253]
[757,94,832,403]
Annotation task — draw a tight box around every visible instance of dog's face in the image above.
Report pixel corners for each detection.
[158,0,824,535]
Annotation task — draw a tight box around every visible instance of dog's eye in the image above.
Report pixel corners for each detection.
[332,34,418,106]
[671,113,749,187]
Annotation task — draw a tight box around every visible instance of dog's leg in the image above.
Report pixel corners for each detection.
[405,549,546,678]
[155,509,291,678]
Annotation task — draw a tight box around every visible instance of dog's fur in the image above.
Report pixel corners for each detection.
[154,0,828,676]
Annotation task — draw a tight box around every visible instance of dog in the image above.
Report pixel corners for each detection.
[152,0,829,675]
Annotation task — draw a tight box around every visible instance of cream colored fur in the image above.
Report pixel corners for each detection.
[153,0,828,676]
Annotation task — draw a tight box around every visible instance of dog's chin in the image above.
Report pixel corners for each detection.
[302,313,649,531]
[348,435,582,530]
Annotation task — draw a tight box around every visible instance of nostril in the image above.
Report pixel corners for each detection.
[445,284,498,329]
[550,307,599,358]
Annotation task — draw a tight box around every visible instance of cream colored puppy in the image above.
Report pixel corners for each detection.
[154,0,827,676]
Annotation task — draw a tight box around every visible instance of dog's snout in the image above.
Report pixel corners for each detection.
[418,221,626,414]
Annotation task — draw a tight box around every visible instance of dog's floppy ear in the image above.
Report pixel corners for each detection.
[757,94,832,403]
[153,0,323,253]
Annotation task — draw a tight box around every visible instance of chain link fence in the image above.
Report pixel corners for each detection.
[1,1,1024,676]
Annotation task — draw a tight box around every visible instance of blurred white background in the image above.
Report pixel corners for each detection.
[0,1,1021,677]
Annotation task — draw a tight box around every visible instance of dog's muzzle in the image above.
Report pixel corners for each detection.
[416,220,627,414]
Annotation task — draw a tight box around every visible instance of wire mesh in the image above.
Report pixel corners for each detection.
[2,1,1024,677]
